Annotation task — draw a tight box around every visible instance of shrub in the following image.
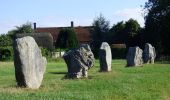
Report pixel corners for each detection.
[40,47,52,58]
[56,28,79,49]
[47,57,65,62]
[0,34,12,47]
[0,46,13,61]
[14,33,54,50]
[111,48,126,59]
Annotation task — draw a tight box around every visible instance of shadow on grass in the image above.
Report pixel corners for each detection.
[49,71,94,80]
[61,74,94,80]
[156,61,170,64]
[48,72,67,75]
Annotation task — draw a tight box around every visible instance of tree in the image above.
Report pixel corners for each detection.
[109,21,126,43]
[144,0,170,54]
[124,19,141,47]
[91,14,110,57]
[67,29,79,49]
[56,28,79,49]
[56,29,67,49]
[109,19,141,47]
[91,14,110,47]
[110,21,125,36]
[124,18,140,38]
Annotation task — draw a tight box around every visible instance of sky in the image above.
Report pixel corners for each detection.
[0,0,148,34]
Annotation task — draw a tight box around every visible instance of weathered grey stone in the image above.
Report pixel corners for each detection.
[63,44,95,78]
[143,43,156,64]
[99,42,112,72]
[126,47,143,67]
[13,36,46,89]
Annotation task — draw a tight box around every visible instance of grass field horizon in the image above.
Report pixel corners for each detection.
[0,59,170,100]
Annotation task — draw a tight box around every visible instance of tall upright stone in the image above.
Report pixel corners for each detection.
[99,42,112,72]
[126,47,143,67]
[143,43,156,64]
[13,36,46,89]
[63,44,95,78]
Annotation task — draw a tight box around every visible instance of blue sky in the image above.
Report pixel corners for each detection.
[0,0,147,34]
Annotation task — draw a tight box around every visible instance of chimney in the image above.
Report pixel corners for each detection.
[71,21,74,28]
[33,22,36,30]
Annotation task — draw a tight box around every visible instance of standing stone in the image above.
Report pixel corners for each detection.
[63,44,95,78]
[143,43,156,64]
[126,47,143,67]
[13,36,46,89]
[99,42,112,72]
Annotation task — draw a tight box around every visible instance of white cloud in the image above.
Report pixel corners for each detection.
[112,8,145,27]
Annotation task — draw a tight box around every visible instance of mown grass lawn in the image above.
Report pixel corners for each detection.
[0,60,170,100]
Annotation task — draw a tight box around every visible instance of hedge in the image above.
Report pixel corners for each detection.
[0,46,13,61]
[14,33,54,50]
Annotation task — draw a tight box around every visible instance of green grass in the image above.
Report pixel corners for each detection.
[0,60,170,100]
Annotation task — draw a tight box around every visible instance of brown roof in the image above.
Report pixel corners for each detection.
[35,26,93,43]
[111,44,126,49]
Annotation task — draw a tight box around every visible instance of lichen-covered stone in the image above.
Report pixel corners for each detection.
[63,44,95,78]
[143,43,156,64]
[126,47,143,67]
[99,42,112,72]
[14,36,46,89]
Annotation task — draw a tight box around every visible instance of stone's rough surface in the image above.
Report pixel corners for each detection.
[126,47,143,67]
[13,36,46,89]
[143,43,156,64]
[99,42,112,71]
[63,44,95,78]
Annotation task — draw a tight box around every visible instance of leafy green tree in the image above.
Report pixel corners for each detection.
[124,19,141,47]
[109,19,141,47]
[109,21,126,43]
[67,29,79,49]
[56,29,67,48]
[110,21,125,36]
[144,0,170,54]
[124,18,140,38]
[56,28,79,49]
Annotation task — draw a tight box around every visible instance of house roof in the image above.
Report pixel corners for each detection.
[35,26,93,43]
